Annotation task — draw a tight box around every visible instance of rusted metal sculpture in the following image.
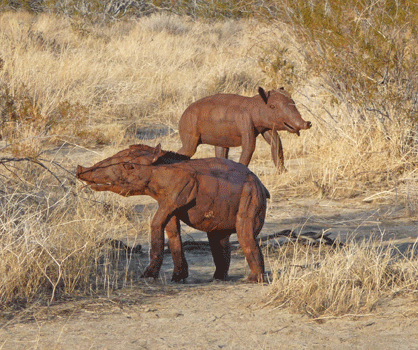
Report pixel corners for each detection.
[178,87,311,172]
[76,144,269,283]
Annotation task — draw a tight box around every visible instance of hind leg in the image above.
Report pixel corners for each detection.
[208,232,231,281]
[166,216,188,282]
[236,231,264,283]
[236,181,266,283]
[215,146,229,159]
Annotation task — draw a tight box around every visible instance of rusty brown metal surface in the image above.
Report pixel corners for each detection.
[177,87,312,172]
[76,144,269,283]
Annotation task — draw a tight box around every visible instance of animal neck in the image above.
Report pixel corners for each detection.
[250,95,269,128]
[140,167,167,201]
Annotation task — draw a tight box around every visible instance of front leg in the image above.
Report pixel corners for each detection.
[239,132,256,166]
[166,216,188,282]
[141,207,172,279]
[142,176,197,280]
[262,130,286,173]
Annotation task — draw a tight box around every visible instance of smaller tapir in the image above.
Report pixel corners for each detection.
[76,144,269,283]
[178,87,312,172]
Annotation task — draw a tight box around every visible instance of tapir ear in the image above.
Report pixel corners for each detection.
[258,87,269,104]
[152,143,162,162]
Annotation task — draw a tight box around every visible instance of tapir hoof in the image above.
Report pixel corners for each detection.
[140,266,159,279]
[213,271,228,281]
[277,166,287,175]
[246,273,266,284]
[171,270,189,282]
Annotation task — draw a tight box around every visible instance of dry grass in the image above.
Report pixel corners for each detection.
[0,5,418,315]
[0,156,148,309]
[0,12,264,153]
[265,238,418,318]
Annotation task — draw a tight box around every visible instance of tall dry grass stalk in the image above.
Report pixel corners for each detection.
[266,239,418,318]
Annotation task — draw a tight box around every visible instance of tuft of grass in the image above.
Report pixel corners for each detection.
[0,156,148,308]
[265,238,418,318]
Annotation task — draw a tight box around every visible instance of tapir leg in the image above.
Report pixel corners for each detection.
[166,216,189,282]
[177,135,199,157]
[141,208,171,279]
[178,114,200,157]
[239,133,256,166]
[208,232,231,281]
[215,146,229,159]
[236,180,266,283]
[262,130,286,173]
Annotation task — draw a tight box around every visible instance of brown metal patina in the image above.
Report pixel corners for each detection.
[178,87,312,172]
[76,144,269,283]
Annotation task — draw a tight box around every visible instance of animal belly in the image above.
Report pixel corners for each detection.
[178,202,237,233]
[201,135,241,147]
[199,121,242,147]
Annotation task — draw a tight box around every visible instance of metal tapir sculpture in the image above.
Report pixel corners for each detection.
[76,144,269,283]
[178,87,311,172]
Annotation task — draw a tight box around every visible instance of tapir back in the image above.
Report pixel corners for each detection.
[160,158,268,233]
[179,94,254,148]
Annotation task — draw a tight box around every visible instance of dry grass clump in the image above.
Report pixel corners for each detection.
[0,157,147,309]
[266,239,418,318]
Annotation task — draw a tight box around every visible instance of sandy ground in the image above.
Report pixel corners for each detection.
[1,197,418,350]
[2,282,418,350]
[1,144,418,349]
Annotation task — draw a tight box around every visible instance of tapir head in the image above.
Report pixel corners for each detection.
[76,144,164,196]
[258,87,312,136]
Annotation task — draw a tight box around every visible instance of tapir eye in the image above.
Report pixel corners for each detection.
[123,163,135,170]
[270,105,276,109]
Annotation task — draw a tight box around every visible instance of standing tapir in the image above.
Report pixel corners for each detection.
[178,87,312,172]
[76,144,269,283]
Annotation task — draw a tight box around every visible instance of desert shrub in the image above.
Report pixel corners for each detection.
[0,0,149,19]
[272,0,418,121]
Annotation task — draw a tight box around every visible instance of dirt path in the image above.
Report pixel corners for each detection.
[2,199,418,350]
[1,281,418,349]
